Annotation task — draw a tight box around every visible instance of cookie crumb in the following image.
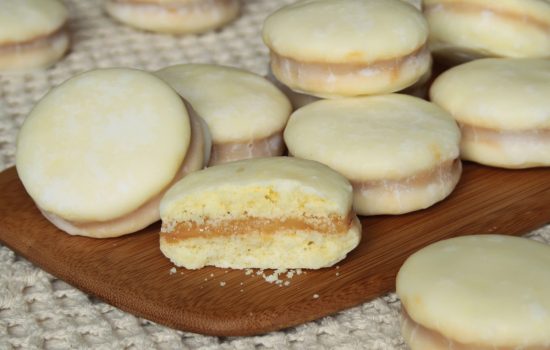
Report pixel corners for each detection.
[169,267,177,275]
[220,281,226,287]
[313,294,319,299]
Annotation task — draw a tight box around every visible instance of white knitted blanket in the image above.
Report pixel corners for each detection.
[0,1,549,349]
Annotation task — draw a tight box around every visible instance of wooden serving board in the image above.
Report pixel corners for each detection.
[0,164,549,336]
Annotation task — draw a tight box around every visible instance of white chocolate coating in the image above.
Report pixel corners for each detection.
[263,0,428,64]
[284,94,460,180]
[397,235,550,348]
[431,59,550,130]
[155,64,291,143]
[160,157,354,223]
[0,0,67,44]
[16,68,191,223]
[105,0,240,34]
[424,0,550,59]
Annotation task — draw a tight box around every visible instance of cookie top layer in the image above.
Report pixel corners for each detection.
[155,64,291,143]
[397,234,550,348]
[262,0,428,64]
[0,0,67,44]
[16,68,190,222]
[160,157,353,222]
[431,59,550,130]
[284,94,460,180]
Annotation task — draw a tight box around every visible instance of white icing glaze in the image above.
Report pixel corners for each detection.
[155,64,291,143]
[0,0,67,44]
[105,0,240,34]
[424,0,550,58]
[284,94,460,180]
[262,0,428,64]
[16,68,191,222]
[431,59,550,130]
[397,235,550,348]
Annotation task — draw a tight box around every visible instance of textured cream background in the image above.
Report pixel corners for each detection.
[0,0,548,349]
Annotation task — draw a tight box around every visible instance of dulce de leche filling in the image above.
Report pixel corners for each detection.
[208,132,285,166]
[0,25,68,53]
[161,212,355,243]
[460,123,550,147]
[401,309,548,350]
[270,44,430,84]
[351,158,461,192]
[424,2,550,32]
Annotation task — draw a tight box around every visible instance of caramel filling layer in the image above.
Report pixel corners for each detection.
[424,3,550,32]
[208,132,285,166]
[271,44,429,82]
[460,123,550,147]
[0,25,67,53]
[401,309,549,350]
[351,158,461,191]
[161,213,354,243]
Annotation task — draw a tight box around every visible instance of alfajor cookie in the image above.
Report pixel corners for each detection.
[105,0,240,34]
[262,0,431,98]
[156,64,291,165]
[424,0,550,62]
[284,94,461,215]
[0,0,69,72]
[397,234,550,350]
[430,58,550,168]
[159,157,362,270]
[16,68,210,238]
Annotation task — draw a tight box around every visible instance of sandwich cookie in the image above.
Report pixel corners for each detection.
[105,0,240,34]
[0,0,69,72]
[430,58,550,168]
[156,64,291,165]
[424,0,550,62]
[262,0,431,98]
[397,234,550,350]
[159,157,362,269]
[284,94,461,215]
[16,68,210,238]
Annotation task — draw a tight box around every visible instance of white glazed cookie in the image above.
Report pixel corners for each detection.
[397,234,550,350]
[0,0,69,71]
[284,94,461,215]
[262,0,431,98]
[424,0,550,62]
[16,68,210,238]
[159,157,362,269]
[105,0,240,34]
[430,58,550,168]
[155,64,291,165]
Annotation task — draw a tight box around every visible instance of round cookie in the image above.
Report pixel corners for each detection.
[284,94,461,215]
[424,0,550,62]
[397,234,550,350]
[262,0,431,98]
[105,0,240,34]
[155,64,291,165]
[430,58,550,168]
[16,68,210,238]
[0,0,69,71]
[160,156,361,269]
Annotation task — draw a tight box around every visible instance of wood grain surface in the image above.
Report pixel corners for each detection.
[0,164,549,336]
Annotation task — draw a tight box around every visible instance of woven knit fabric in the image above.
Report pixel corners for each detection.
[0,1,548,349]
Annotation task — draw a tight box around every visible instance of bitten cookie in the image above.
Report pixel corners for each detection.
[159,157,362,269]
[397,234,550,350]
[16,68,210,238]
[0,0,69,71]
[262,0,431,98]
[156,64,291,165]
[105,0,240,34]
[284,94,461,215]
[430,58,550,168]
[424,0,550,62]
